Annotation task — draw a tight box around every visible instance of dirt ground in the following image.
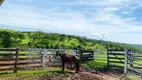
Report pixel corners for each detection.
[40,71,121,80]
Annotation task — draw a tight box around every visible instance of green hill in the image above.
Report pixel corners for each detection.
[0,28,141,51]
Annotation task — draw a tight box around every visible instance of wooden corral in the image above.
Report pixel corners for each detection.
[0,48,94,73]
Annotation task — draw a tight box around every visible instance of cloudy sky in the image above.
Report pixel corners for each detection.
[0,0,142,44]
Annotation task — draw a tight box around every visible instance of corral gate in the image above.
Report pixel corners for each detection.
[107,49,126,69]
[107,49,142,80]
[122,50,142,80]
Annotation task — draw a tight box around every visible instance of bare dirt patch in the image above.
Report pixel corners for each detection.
[40,71,121,80]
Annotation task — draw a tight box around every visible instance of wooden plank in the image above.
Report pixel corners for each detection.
[0,54,16,56]
[109,51,125,54]
[109,64,124,68]
[44,54,55,56]
[128,66,142,74]
[82,57,93,60]
[18,65,42,70]
[0,68,14,71]
[0,48,17,51]
[44,57,54,60]
[134,55,142,57]
[133,66,142,69]
[17,62,42,65]
[0,52,15,54]
[46,61,61,64]
[128,62,142,68]
[0,58,15,61]
[82,59,93,61]
[0,62,41,66]
[107,49,125,51]
[20,54,41,56]
[128,52,135,55]
[0,63,15,66]
[18,58,41,60]
[82,56,93,58]
[51,61,61,63]
[82,53,93,55]
[82,58,93,61]
[95,58,107,60]
[133,57,142,61]
[18,54,27,56]
[83,54,93,56]
[25,66,42,69]
[108,53,125,55]
[108,60,124,64]
[108,57,124,60]
[81,50,93,53]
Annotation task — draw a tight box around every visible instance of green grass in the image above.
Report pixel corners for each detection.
[83,53,125,70]
[81,53,107,70]
[0,69,70,80]
[82,60,107,70]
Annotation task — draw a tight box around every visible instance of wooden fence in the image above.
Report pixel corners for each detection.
[0,48,19,73]
[105,49,142,79]
[80,50,94,62]
[123,50,142,79]
[0,48,94,73]
[0,48,43,73]
[107,49,126,69]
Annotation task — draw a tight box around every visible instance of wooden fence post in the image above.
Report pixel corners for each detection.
[120,49,128,80]
[93,50,95,60]
[14,48,19,73]
[107,48,109,68]
[124,49,128,74]
[130,51,133,69]
[42,53,45,70]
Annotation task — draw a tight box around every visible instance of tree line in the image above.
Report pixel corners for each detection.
[0,29,141,51]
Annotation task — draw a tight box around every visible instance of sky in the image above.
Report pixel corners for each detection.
[0,0,142,44]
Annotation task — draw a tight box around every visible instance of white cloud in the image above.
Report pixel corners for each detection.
[0,0,142,44]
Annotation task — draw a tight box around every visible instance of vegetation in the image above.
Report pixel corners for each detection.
[0,28,141,52]
[82,60,107,70]
[0,69,70,80]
